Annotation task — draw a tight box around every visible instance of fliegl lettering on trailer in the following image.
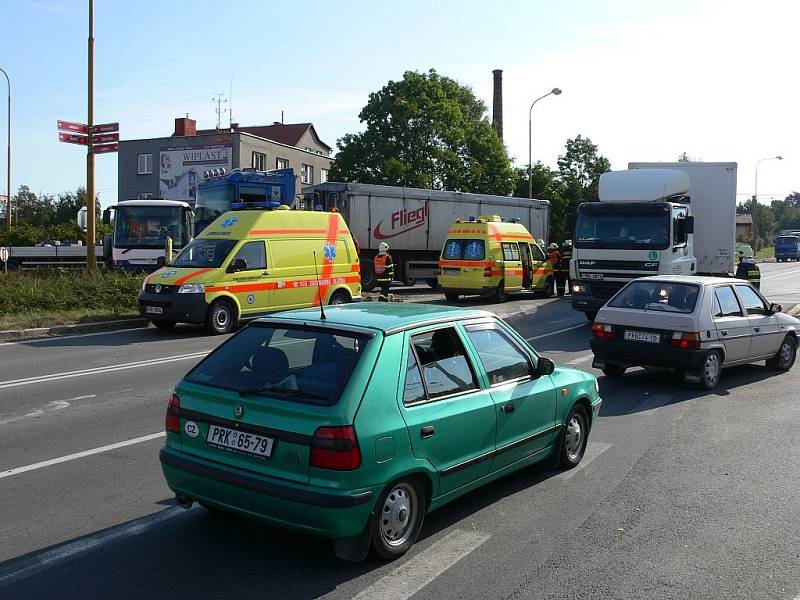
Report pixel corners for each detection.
[373,202,429,240]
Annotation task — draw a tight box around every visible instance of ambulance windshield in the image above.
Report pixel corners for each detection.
[171,239,237,268]
[114,205,189,249]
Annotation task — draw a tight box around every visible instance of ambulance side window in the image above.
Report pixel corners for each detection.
[530,243,546,261]
[502,243,519,261]
[232,241,266,271]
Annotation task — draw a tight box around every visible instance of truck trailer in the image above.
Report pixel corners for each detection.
[303,182,550,290]
[570,161,737,319]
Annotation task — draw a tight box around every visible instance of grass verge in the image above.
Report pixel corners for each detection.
[0,269,143,330]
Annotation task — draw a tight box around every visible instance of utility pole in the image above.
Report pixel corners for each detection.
[86,0,96,270]
[0,67,10,234]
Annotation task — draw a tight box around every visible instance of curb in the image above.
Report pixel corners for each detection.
[0,317,149,342]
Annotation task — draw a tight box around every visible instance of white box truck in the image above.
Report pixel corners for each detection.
[304,183,550,290]
[570,161,737,319]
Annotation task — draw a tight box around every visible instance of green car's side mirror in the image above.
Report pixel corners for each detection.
[536,357,555,376]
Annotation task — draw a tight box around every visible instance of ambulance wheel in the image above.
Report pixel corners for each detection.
[544,276,555,298]
[328,290,351,306]
[402,277,416,287]
[494,282,507,303]
[444,292,460,302]
[205,300,237,335]
[361,264,377,292]
[151,320,175,330]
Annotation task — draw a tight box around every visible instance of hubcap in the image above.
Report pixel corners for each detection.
[214,308,229,328]
[704,353,720,386]
[780,341,794,366]
[380,483,417,547]
[564,415,583,460]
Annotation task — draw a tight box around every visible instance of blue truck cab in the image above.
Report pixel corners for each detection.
[775,234,800,262]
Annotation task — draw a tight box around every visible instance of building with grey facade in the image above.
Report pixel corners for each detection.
[118,117,333,205]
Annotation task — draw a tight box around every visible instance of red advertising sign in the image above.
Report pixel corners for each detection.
[93,122,119,134]
[57,120,88,134]
[92,132,119,144]
[92,143,118,154]
[59,132,89,145]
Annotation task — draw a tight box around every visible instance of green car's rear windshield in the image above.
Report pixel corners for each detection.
[185,324,370,405]
[609,281,700,314]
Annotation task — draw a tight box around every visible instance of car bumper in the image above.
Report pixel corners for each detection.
[571,292,607,313]
[438,284,497,296]
[590,338,707,369]
[138,291,208,324]
[159,447,376,539]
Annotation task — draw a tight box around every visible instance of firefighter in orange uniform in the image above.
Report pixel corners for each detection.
[374,242,394,301]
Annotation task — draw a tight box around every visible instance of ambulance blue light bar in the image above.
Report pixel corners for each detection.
[231,201,282,210]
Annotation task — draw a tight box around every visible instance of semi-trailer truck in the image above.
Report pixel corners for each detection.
[570,161,737,320]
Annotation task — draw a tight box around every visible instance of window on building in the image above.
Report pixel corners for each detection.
[301,164,314,185]
[252,151,266,171]
[137,192,154,200]
[137,154,153,175]
[276,157,289,170]
[320,168,329,184]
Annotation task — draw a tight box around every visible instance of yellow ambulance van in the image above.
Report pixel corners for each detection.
[437,215,553,302]
[138,206,361,334]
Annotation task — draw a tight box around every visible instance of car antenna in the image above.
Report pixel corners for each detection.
[313,251,327,320]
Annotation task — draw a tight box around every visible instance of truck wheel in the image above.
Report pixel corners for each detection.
[444,292,460,303]
[361,264,377,292]
[151,320,176,330]
[584,311,597,322]
[205,300,237,335]
[402,277,416,287]
[328,290,351,306]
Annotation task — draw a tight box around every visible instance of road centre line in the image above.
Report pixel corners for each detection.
[0,351,209,390]
[0,431,165,479]
[761,267,800,280]
[351,529,491,600]
[0,504,196,587]
[526,322,588,342]
[557,442,612,481]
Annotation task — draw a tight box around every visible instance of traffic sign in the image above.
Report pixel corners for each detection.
[0,247,9,262]
[59,132,89,145]
[58,120,88,134]
[93,122,119,134]
[92,143,118,154]
[92,132,119,144]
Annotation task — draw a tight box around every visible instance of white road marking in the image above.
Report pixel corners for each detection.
[0,431,165,479]
[0,399,74,425]
[635,393,676,416]
[0,505,197,587]
[761,267,800,280]
[351,529,490,600]
[566,352,595,365]
[526,322,588,342]
[0,351,208,390]
[557,442,612,481]
[0,326,148,346]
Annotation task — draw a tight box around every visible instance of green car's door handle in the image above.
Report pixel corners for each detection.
[420,426,435,439]
[500,403,515,414]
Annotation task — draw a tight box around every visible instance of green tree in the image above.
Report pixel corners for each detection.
[557,135,611,204]
[13,185,55,227]
[513,162,569,243]
[329,69,516,195]
[53,187,85,225]
[738,198,776,246]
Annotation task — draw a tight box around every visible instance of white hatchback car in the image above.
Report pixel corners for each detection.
[590,276,799,389]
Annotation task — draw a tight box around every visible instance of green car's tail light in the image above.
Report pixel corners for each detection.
[671,331,701,350]
[310,426,361,470]
[592,322,615,340]
[166,394,180,434]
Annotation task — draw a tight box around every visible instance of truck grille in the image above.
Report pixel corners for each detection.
[588,280,626,299]
[144,284,178,294]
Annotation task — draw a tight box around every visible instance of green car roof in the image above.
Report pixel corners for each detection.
[263,302,494,334]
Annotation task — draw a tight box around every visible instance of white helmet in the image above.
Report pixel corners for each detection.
[378,242,389,253]
[737,244,754,259]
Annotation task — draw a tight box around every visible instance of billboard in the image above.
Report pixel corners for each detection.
[159,144,232,203]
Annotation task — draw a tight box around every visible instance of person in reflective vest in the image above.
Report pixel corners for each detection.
[558,239,572,296]
[374,242,394,301]
[735,243,760,289]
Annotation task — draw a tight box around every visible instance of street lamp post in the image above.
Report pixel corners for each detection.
[0,67,10,235]
[528,87,561,199]
[752,155,783,252]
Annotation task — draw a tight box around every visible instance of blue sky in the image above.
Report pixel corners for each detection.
[1,0,798,207]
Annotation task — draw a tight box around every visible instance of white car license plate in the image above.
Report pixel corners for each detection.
[443,268,460,276]
[145,305,163,315]
[624,330,660,344]
[206,424,274,459]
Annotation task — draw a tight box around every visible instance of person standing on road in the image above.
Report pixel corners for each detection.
[735,244,760,289]
[558,239,573,296]
[374,242,394,301]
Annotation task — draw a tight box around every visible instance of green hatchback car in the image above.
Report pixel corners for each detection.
[159,303,602,561]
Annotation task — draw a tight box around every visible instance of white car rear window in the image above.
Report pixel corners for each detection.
[609,281,700,314]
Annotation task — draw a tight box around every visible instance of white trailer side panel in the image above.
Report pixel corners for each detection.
[629,162,737,274]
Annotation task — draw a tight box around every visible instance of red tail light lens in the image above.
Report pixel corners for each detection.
[483,266,493,277]
[165,393,180,434]
[310,426,361,470]
[671,332,701,350]
[592,322,615,340]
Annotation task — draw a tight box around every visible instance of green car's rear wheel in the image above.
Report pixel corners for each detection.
[371,479,426,560]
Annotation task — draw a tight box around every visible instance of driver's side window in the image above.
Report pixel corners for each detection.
[231,241,266,271]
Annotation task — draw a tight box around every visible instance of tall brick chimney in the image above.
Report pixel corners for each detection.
[492,69,503,141]
[174,116,196,137]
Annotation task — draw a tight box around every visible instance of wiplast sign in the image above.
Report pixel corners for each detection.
[374,203,429,240]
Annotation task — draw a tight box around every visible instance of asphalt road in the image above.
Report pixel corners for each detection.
[0,264,798,600]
